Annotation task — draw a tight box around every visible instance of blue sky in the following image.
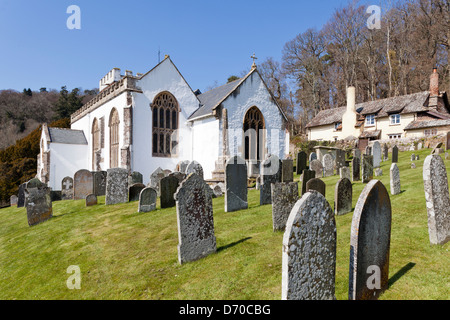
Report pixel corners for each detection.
[0,0,364,93]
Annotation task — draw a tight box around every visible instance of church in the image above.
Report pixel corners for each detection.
[37,55,289,190]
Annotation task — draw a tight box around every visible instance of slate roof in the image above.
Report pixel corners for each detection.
[305,107,346,128]
[404,119,450,130]
[48,127,87,145]
[189,78,243,119]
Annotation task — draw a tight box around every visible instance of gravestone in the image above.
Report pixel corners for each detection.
[24,178,45,207]
[61,176,74,200]
[128,171,143,186]
[417,142,423,150]
[390,163,401,195]
[176,160,190,173]
[349,180,391,300]
[271,182,299,232]
[372,141,381,168]
[25,185,52,226]
[73,169,94,200]
[335,149,346,171]
[416,155,419,160]
[186,161,204,180]
[17,183,26,207]
[353,148,361,161]
[92,171,107,196]
[212,184,223,198]
[392,145,398,163]
[260,155,282,205]
[129,183,146,202]
[301,169,316,195]
[446,132,450,150]
[411,163,416,169]
[105,168,128,205]
[175,173,216,264]
[362,155,373,183]
[383,144,388,161]
[322,154,334,177]
[138,187,157,213]
[225,156,248,212]
[375,168,383,176]
[411,154,415,161]
[10,195,18,206]
[50,191,62,202]
[352,157,360,182]
[309,152,317,163]
[281,191,337,300]
[422,155,450,245]
[85,194,97,206]
[340,167,351,181]
[169,171,186,184]
[160,175,180,208]
[282,159,294,182]
[149,167,166,196]
[296,151,307,175]
[305,178,326,197]
[334,178,352,216]
[365,146,372,156]
[309,159,323,178]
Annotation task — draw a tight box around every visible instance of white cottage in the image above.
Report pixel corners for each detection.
[37,56,289,190]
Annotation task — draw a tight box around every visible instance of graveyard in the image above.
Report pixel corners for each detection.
[0,147,448,300]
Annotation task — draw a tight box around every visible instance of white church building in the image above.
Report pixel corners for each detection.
[37,56,289,190]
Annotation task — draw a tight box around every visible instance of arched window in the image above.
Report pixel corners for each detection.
[109,108,120,168]
[243,106,265,161]
[92,118,100,170]
[151,92,179,157]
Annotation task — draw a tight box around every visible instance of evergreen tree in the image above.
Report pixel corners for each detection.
[54,86,84,120]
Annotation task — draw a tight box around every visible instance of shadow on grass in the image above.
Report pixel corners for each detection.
[217,237,252,253]
[388,262,416,288]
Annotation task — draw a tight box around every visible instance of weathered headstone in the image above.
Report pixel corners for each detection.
[411,163,416,169]
[373,141,381,168]
[128,171,143,186]
[352,157,360,182]
[281,191,337,300]
[362,155,373,183]
[296,151,307,175]
[446,132,450,150]
[411,154,415,161]
[25,185,52,226]
[50,191,62,202]
[335,149,346,171]
[175,160,190,173]
[340,167,351,181]
[301,169,316,195]
[415,155,419,160]
[212,184,223,198]
[349,180,391,300]
[61,176,74,200]
[392,145,398,163]
[129,183,146,202]
[353,148,361,161]
[169,171,186,184]
[160,175,180,208]
[423,155,450,245]
[383,144,388,161]
[17,183,26,207]
[73,169,94,200]
[365,146,372,156]
[175,173,216,264]
[92,171,107,196]
[225,156,248,212]
[390,163,401,195]
[322,154,334,177]
[282,159,294,182]
[105,168,128,205]
[309,152,317,163]
[24,178,45,207]
[138,187,157,213]
[149,167,166,196]
[186,161,204,180]
[375,168,383,176]
[260,155,282,205]
[417,142,423,150]
[10,195,18,206]
[309,159,323,178]
[85,194,97,206]
[334,178,352,216]
[305,178,326,196]
[271,182,299,232]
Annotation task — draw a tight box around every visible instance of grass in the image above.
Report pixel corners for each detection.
[0,148,449,300]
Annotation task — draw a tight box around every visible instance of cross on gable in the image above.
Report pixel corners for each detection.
[250,53,258,63]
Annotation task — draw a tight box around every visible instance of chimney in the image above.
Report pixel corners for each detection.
[430,67,439,97]
[347,86,356,112]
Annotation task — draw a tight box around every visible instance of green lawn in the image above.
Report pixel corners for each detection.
[0,148,448,300]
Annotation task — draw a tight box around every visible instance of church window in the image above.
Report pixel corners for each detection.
[92,118,100,170]
[151,92,179,157]
[109,108,120,168]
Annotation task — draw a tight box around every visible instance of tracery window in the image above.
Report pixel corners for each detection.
[151,92,179,157]
[109,108,120,168]
[92,118,100,170]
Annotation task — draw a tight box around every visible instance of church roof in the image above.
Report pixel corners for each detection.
[189,78,243,119]
[47,127,87,145]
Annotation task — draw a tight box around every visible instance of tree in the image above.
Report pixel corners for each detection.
[227,75,240,83]
[54,86,84,120]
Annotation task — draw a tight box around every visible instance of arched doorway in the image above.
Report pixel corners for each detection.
[243,106,265,174]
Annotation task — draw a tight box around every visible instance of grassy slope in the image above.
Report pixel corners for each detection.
[0,148,448,300]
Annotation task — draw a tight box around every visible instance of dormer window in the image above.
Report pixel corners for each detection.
[365,114,375,126]
[334,122,342,131]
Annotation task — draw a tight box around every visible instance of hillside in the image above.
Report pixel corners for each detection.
[0,148,448,300]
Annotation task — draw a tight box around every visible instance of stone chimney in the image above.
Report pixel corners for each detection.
[430,67,439,97]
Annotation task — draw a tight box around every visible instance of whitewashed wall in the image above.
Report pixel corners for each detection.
[191,117,219,180]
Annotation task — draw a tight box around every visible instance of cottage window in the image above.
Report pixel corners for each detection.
[151,92,179,157]
[365,115,375,126]
[390,114,401,125]
[388,134,401,139]
[424,129,438,136]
